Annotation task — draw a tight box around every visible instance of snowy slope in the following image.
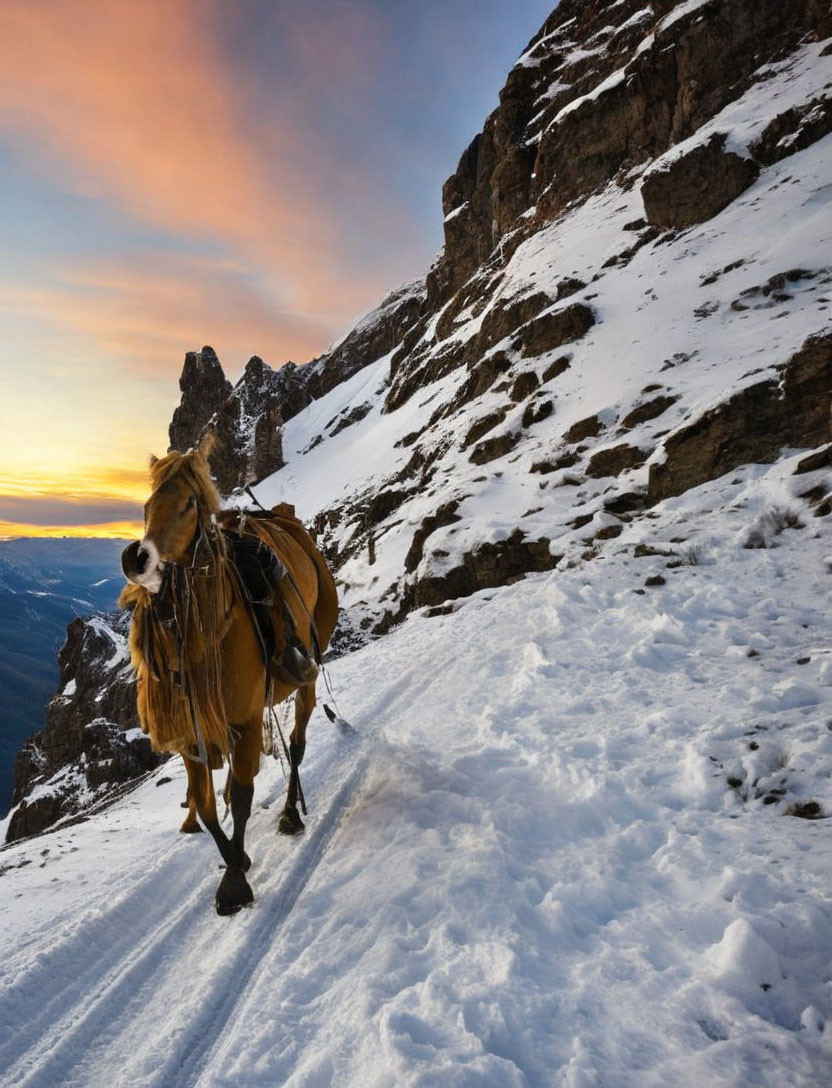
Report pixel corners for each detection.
[2,452,832,1087]
[251,36,832,638]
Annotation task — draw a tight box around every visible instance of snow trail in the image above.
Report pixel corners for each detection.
[4,458,832,1084]
[0,725,370,1088]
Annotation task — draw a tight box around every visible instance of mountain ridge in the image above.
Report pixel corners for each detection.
[0,537,128,816]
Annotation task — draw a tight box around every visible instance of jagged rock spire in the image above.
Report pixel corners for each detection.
[168,345,233,453]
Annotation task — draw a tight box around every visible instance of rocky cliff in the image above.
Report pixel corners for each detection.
[236,0,832,640]
[5,613,162,842]
[429,0,831,304]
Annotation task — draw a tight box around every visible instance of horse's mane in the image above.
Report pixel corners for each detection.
[150,446,222,522]
[122,441,234,760]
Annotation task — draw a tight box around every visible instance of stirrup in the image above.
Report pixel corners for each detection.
[278,638,319,685]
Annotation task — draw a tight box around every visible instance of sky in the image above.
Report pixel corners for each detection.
[0,0,553,539]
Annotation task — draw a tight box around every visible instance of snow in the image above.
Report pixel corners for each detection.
[86,614,130,670]
[645,41,832,172]
[3,456,832,1086]
[550,66,627,125]
[616,6,654,33]
[659,0,715,32]
[262,128,831,628]
[444,202,468,224]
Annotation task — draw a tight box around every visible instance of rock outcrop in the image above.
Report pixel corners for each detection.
[641,135,760,230]
[649,332,832,502]
[169,346,232,452]
[172,280,426,494]
[5,613,161,842]
[428,0,831,310]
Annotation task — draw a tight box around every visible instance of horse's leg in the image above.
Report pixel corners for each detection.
[183,753,252,915]
[183,756,233,861]
[223,765,232,811]
[228,723,260,869]
[179,757,202,833]
[214,722,262,916]
[279,683,315,835]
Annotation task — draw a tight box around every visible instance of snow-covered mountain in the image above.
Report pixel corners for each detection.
[3,1,832,1082]
[4,608,162,842]
[0,537,128,814]
[172,0,832,647]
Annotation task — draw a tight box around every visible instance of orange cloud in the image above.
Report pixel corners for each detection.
[0,520,142,541]
[0,0,384,317]
[0,252,334,377]
[0,463,150,503]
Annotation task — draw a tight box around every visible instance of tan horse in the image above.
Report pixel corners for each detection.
[120,434,338,914]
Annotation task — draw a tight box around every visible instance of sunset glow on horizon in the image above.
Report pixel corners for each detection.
[0,521,143,542]
[0,0,552,539]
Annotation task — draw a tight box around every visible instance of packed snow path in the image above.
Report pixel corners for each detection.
[2,457,832,1087]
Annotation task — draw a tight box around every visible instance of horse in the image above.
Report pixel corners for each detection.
[119,433,338,915]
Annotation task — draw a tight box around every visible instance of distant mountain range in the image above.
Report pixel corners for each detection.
[0,537,127,814]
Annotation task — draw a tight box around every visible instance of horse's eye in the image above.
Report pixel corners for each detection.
[183,495,196,514]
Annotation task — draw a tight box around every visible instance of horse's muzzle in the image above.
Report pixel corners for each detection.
[122,538,163,592]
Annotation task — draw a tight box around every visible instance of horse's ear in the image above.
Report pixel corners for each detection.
[197,431,216,460]
[149,453,159,468]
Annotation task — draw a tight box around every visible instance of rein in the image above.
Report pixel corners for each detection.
[181,520,234,764]
[136,516,234,763]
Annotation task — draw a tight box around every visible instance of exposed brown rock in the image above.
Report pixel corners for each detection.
[571,513,595,530]
[595,523,624,540]
[404,501,462,574]
[641,135,760,230]
[604,491,648,516]
[531,448,580,474]
[649,332,832,501]
[510,370,541,402]
[387,292,555,414]
[620,395,679,429]
[587,443,649,478]
[169,346,232,452]
[469,430,522,465]
[440,352,515,420]
[248,405,285,483]
[753,95,832,166]
[522,399,555,429]
[794,444,832,475]
[514,303,596,357]
[383,531,560,627]
[542,356,572,383]
[463,411,508,449]
[565,414,605,444]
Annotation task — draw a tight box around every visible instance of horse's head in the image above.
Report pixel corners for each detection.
[122,432,220,592]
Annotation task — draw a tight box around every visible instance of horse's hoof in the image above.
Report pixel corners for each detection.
[278,807,305,836]
[180,817,203,834]
[215,866,254,916]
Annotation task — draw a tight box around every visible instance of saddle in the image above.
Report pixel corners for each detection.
[220,503,321,688]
